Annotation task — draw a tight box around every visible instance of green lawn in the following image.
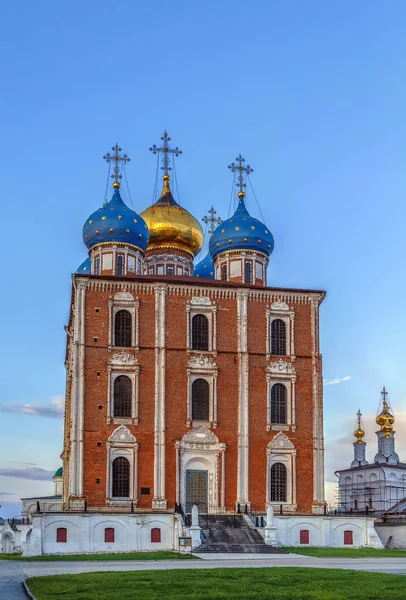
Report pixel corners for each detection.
[284,546,406,558]
[26,568,406,600]
[0,550,196,561]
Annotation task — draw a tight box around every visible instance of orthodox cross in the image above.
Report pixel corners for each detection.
[356,409,362,426]
[381,386,389,408]
[149,130,182,174]
[202,206,223,236]
[228,154,254,192]
[103,144,131,183]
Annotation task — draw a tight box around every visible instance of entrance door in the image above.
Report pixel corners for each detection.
[186,470,208,513]
[2,534,13,554]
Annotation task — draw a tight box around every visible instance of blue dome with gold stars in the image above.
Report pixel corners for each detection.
[77,257,91,273]
[209,194,274,260]
[193,252,215,279]
[83,183,149,252]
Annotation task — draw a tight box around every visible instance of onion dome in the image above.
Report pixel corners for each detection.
[140,174,203,257]
[354,410,365,444]
[194,252,215,279]
[376,390,395,427]
[54,467,63,477]
[82,182,149,252]
[77,257,91,273]
[210,192,274,260]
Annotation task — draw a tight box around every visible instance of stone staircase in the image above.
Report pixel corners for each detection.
[194,515,286,554]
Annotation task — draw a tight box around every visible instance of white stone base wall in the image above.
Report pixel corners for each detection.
[259,515,383,548]
[375,524,406,549]
[23,512,179,557]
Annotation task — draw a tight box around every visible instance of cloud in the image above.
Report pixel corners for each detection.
[324,376,352,386]
[0,492,14,496]
[0,396,64,419]
[0,467,54,481]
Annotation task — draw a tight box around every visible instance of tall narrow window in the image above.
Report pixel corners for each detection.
[116,255,124,276]
[112,456,130,497]
[221,264,227,280]
[270,384,287,424]
[151,528,161,543]
[300,530,309,544]
[245,261,252,284]
[56,528,67,543]
[167,267,174,275]
[105,528,115,543]
[191,314,209,351]
[94,256,100,275]
[192,379,210,421]
[271,319,286,355]
[344,530,353,545]
[113,376,132,417]
[115,310,132,347]
[270,462,287,502]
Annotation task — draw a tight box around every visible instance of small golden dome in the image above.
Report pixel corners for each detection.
[376,399,395,427]
[113,181,121,189]
[141,174,203,257]
[354,410,365,444]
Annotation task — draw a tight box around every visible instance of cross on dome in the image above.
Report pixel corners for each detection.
[149,130,182,175]
[228,154,254,194]
[202,206,223,237]
[103,144,131,185]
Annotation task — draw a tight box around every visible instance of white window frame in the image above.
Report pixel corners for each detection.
[107,352,140,425]
[186,297,217,354]
[109,291,140,350]
[266,301,295,358]
[107,426,139,507]
[187,355,218,428]
[266,360,296,432]
[266,432,297,512]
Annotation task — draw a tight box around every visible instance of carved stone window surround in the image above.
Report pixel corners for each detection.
[266,432,297,512]
[266,360,297,432]
[266,301,295,358]
[107,352,140,425]
[108,291,140,350]
[186,296,217,354]
[187,355,218,428]
[106,425,139,506]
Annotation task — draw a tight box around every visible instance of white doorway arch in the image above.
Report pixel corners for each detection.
[1,533,14,554]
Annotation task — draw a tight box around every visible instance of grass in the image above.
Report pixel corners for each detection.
[0,550,196,561]
[284,546,406,558]
[26,567,406,600]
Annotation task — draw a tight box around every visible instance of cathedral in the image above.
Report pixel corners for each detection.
[22,134,383,555]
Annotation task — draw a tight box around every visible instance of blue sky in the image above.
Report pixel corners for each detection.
[1,0,406,517]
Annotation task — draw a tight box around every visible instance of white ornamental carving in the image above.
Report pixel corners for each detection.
[108,425,137,444]
[269,432,295,449]
[270,301,289,311]
[114,291,134,302]
[108,352,137,366]
[183,425,219,444]
[187,355,217,371]
[267,360,295,375]
[136,516,150,525]
[190,296,212,306]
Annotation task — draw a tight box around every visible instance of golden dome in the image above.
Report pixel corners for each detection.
[376,399,395,427]
[140,174,203,257]
[354,410,365,444]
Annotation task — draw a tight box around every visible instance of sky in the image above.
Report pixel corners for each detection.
[1,0,406,518]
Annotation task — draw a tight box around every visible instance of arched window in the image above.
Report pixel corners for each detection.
[94,256,100,275]
[115,310,132,347]
[245,261,252,284]
[354,499,358,510]
[105,528,115,543]
[116,255,124,276]
[191,314,209,351]
[56,527,67,543]
[113,376,132,417]
[221,264,227,280]
[192,379,210,421]
[151,528,161,543]
[271,319,286,355]
[112,456,130,497]
[270,462,287,502]
[270,384,287,424]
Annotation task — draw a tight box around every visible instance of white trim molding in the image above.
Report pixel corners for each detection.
[266,360,297,432]
[106,426,139,508]
[107,352,140,425]
[108,291,140,350]
[186,355,218,428]
[186,296,218,354]
[266,301,295,358]
[266,432,297,513]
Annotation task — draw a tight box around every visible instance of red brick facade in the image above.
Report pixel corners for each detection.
[63,274,326,515]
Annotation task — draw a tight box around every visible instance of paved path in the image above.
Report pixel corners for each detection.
[14,555,406,579]
[0,561,28,600]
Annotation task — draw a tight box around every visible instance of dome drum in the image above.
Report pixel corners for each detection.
[213,250,268,286]
[89,244,143,277]
[145,251,193,277]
